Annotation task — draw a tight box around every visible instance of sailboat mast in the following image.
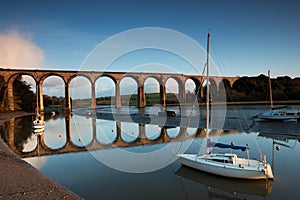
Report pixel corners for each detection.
[206,33,210,154]
[268,70,273,109]
[36,84,39,114]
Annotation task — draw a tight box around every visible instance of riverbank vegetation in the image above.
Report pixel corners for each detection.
[228,75,300,102]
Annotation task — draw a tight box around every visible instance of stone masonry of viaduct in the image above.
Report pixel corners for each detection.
[0,68,238,112]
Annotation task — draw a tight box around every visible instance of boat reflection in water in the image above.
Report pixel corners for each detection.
[176,166,273,199]
[259,131,300,171]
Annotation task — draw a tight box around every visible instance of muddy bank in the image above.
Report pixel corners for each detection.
[0,111,82,200]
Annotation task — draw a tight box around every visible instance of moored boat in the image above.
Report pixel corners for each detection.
[258,71,299,121]
[177,33,274,180]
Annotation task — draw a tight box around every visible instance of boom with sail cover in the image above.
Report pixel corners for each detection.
[207,140,247,151]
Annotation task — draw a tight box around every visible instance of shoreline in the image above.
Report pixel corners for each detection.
[0,111,82,200]
[72,100,300,108]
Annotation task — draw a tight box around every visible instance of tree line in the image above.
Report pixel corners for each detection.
[228,74,300,102]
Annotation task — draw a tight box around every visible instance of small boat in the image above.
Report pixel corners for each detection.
[32,117,45,129]
[258,71,299,121]
[177,33,274,180]
[177,152,274,180]
[258,110,298,121]
[32,89,45,130]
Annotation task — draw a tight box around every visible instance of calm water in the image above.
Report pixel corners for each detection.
[1,104,300,199]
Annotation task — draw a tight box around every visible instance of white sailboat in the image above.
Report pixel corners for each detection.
[32,86,45,131]
[177,33,274,180]
[258,71,299,121]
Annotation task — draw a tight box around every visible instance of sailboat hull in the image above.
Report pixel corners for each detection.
[258,111,298,121]
[177,154,273,180]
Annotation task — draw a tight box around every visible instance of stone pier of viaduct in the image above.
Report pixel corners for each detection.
[0,68,239,112]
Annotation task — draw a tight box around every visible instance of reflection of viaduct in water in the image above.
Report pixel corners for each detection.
[0,68,238,112]
[7,113,240,158]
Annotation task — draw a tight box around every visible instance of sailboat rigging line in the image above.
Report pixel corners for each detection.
[201,63,207,77]
[211,38,225,76]
[237,113,264,158]
[175,62,207,154]
[167,163,177,176]
[252,134,263,158]
[179,176,189,199]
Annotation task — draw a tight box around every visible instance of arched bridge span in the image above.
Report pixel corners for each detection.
[0,68,238,112]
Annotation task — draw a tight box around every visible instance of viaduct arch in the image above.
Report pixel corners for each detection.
[0,68,239,112]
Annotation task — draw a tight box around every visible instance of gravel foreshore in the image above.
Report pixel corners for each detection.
[0,112,82,200]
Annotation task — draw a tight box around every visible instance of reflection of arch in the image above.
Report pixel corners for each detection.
[145,124,161,140]
[43,129,67,150]
[165,127,180,139]
[186,127,198,136]
[7,112,244,158]
[120,122,139,143]
[69,115,94,147]
[96,120,117,145]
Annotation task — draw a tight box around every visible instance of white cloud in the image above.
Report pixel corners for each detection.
[0,30,44,68]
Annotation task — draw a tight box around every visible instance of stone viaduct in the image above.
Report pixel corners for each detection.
[0,68,239,112]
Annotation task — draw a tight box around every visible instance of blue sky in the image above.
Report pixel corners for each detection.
[0,0,299,78]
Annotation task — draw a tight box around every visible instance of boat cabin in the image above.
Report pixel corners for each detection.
[205,154,237,165]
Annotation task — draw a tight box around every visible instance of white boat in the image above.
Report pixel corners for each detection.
[32,87,45,130]
[177,33,274,180]
[258,110,298,121]
[177,153,273,180]
[258,71,299,121]
[32,117,45,129]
